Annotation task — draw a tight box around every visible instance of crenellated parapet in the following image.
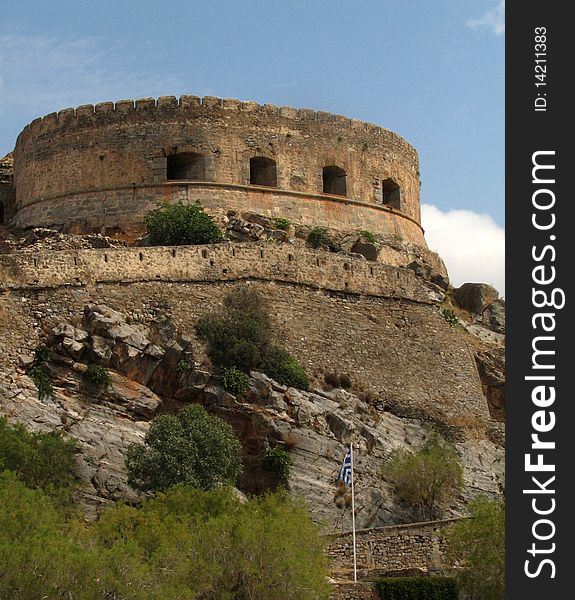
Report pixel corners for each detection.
[12,95,424,244]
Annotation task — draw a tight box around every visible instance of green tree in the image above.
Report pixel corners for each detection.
[444,496,505,600]
[144,201,224,246]
[0,417,78,504]
[125,404,243,493]
[382,431,463,520]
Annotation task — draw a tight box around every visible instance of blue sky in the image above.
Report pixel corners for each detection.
[0,0,505,293]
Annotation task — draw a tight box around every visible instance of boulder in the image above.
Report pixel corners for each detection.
[453,283,500,314]
[482,298,505,333]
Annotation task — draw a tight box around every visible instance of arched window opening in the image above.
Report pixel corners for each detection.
[382,179,401,209]
[322,166,347,196]
[167,152,207,181]
[249,157,277,187]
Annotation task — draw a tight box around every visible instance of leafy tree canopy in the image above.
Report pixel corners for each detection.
[126,404,243,493]
[0,475,330,600]
[445,496,505,600]
[0,417,77,504]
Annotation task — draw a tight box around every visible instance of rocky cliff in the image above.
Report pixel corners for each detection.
[0,259,504,527]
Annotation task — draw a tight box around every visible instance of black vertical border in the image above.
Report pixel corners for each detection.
[506,2,572,597]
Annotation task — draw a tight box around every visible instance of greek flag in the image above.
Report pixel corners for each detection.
[337,447,352,486]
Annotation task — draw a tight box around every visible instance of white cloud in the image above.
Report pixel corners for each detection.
[421,204,505,296]
[0,34,189,115]
[467,1,505,36]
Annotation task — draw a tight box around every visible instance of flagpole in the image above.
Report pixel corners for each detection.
[350,442,357,583]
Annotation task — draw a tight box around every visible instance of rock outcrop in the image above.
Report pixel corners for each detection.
[0,304,504,527]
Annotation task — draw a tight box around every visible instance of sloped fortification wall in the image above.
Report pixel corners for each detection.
[12,96,424,242]
[0,245,489,426]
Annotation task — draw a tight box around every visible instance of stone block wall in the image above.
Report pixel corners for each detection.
[0,244,490,425]
[327,519,460,576]
[12,96,424,240]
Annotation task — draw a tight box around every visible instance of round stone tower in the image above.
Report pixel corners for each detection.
[12,95,426,245]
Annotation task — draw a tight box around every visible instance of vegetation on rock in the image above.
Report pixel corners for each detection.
[144,201,224,246]
[221,366,250,395]
[28,344,54,400]
[28,365,54,400]
[84,364,112,387]
[382,431,463,520]
[307,226,330,248]
[273,216,292,231]
[445,496,505,600]
[196,287,309,389]
[359,230,378,244]
[126,404,243,492]
[262,446,292,482]
[440,307,459,328]
[0,417,78,505]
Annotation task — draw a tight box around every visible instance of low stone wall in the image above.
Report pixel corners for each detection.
[0,242,438,304]
[327,519,461,577]
[331,581,379,600]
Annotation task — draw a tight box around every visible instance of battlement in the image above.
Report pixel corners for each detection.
[17,95,417,160]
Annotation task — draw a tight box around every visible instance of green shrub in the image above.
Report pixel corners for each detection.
[196,287,271,373]
[0,417,78,504]
[445,497,505,600]
[0,477,330,600]
[440,307,459,327]
[33,345,52,363]
[307,226,329,248]
[84,363,112,387]
[176,358,192,372]
[262,446,292,481]
[376,576,458,600]
[144,201,224,246]
[359,230,378,244]
[126,404,243,493]
[222,366,250,395]
[196,287,309,389]
[28,365,54,400]
[382,431,463,520]
[273,217,292,231]
[263,347,309,390]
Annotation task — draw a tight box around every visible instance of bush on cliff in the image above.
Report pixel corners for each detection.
[382,431,463,520]
[144,201,224,246]
[0,417,78,504]
[125,404,243,493]
[196,287,309,389]
[444,496,505,600]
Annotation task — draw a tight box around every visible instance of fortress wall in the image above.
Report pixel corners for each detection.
[0,246,489,425]
[13,96,422,236]
[0,243,436,302]
[327,519,459,575]
[10,182,426,244]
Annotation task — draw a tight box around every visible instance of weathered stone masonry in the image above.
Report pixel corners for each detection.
[12,96,425,242]
[0,243,490,426]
